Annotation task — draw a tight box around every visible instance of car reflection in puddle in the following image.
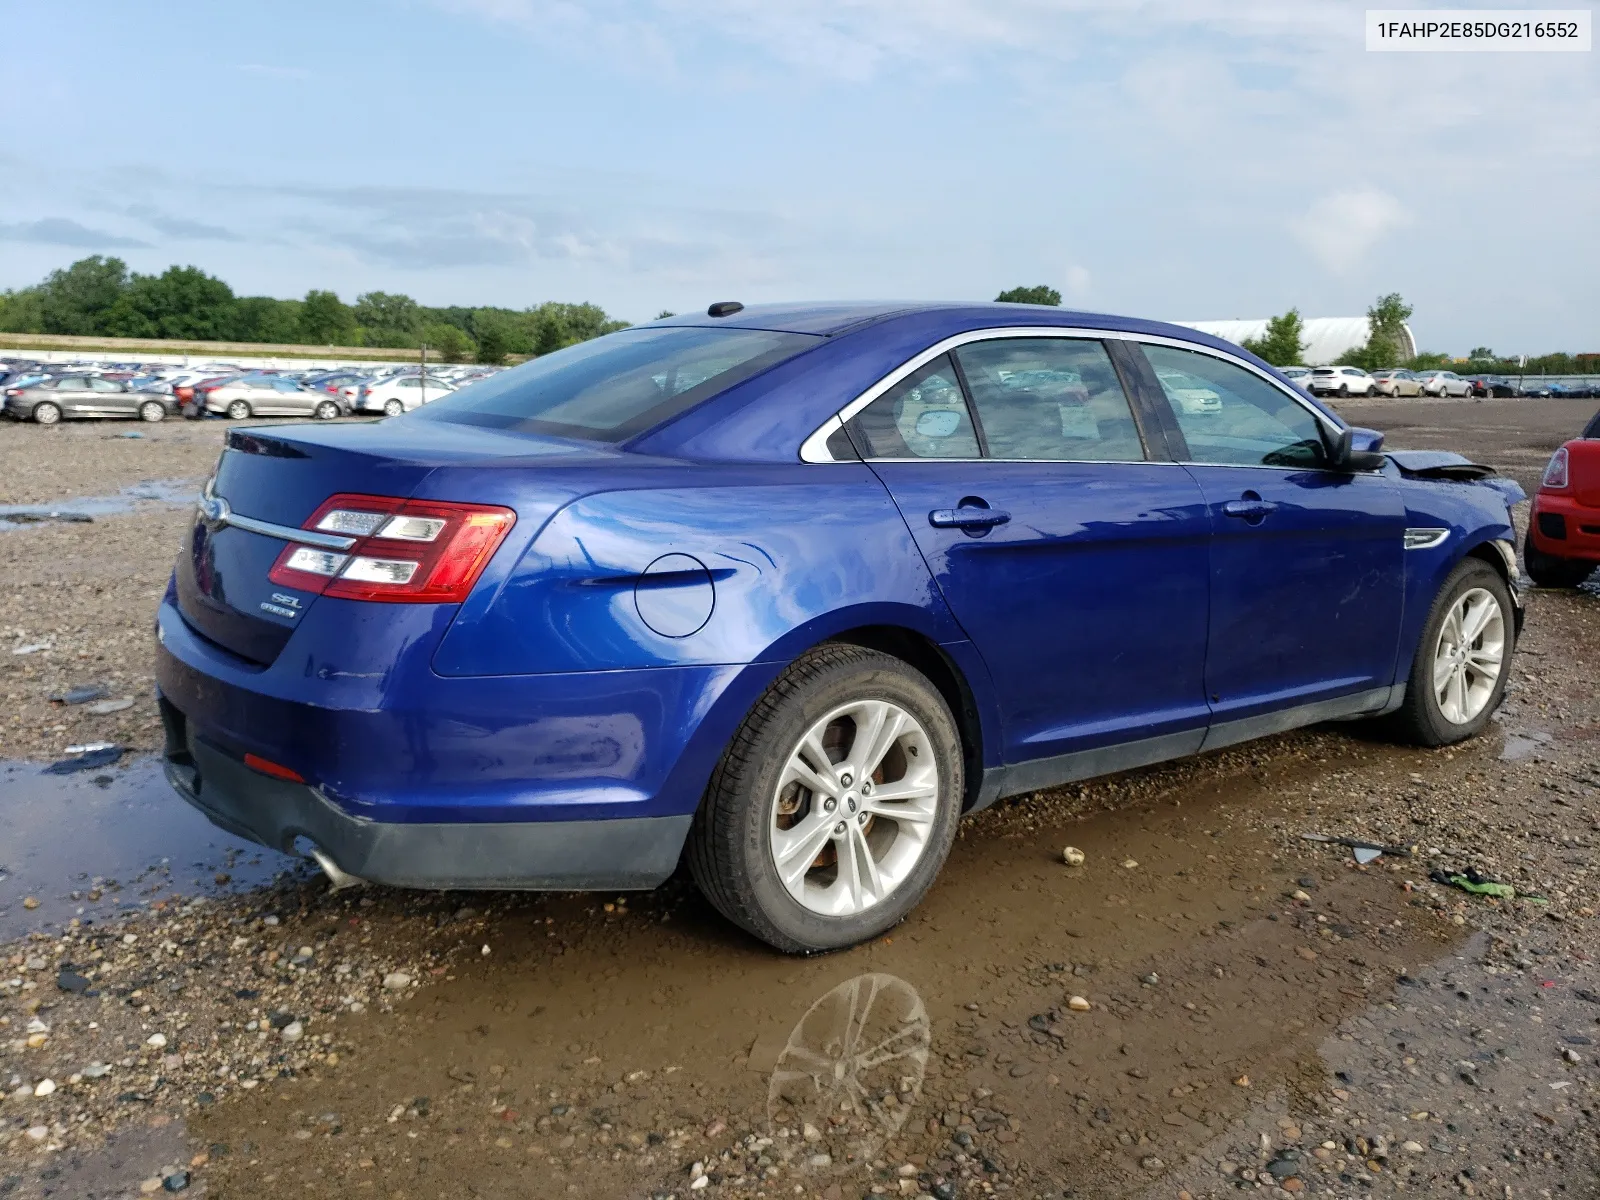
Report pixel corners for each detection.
[0,755,299,940]
[766,973,930,1177]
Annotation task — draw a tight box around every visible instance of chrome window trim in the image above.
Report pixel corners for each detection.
[1403,527,1451,550]
[798,326,1343,464]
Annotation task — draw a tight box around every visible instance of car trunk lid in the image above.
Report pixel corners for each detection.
[173,421,604,666]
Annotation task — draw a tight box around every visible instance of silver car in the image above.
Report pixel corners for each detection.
[203,376,346,420]
[3,374,178,424]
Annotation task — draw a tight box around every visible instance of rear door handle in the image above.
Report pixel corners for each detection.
[1221,499,1277,520]
[929,506,1011,530]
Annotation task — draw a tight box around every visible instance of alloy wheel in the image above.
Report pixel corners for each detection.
[1433,587,1505,724]
[769,699,939,917]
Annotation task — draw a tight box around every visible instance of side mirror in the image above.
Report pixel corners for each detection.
[1326,424,1387,473]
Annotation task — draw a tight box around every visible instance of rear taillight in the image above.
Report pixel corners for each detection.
[267,493,516,603]
[1541,446,1570,490]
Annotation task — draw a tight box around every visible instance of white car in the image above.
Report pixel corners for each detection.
[1278,366,1314,390]
[1418,370,1472,398]
[1307,366,1376,397]
[1154,367,1223,414]
[354,374,455,416]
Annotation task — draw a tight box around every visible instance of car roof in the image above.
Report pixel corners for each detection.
[643,301,1255,348]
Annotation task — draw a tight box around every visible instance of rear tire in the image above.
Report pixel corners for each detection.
[687,645,964,954]
[32,402,62,426]
[314,400,339,420]
[138,400,166,423]
[383,399,405,417]
[1387,558,1515,747]
[1338,383,1350,397]
[226,400,251,420]
[1524,530,1595,588]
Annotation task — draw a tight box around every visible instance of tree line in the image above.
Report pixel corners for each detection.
[0,256,630,364]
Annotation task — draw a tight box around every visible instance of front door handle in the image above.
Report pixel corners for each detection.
[929,505,1011,530]
[1221,497,1278,522]
[1222,499,1273,518]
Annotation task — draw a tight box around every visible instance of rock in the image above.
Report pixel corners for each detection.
[1139,1155,1164,1171]
[1062,847,1085,866]
[56,970,91,994]
[139,1179,162,1195]
[1140,973,1160,986]
[163,1171,192,1192]
[82,1062,111,1079]
[1402,1140,1424,1153]
[1295,947,1318,961]
[1008,1063,1033,1077]
[1562,1048,1581,1064]
[1266,1155,1300,1178]
[22,896,40,910]
[86,697,134,715]
[281,1021,305,1043]
[383,972,412,990]
[146,1033,168,1049]
[1233,1075,1251,1087]
[25,1126,48,1143]
[1068,995,1091,1011]
[1122,859,1139,869]
[806,1153,833,1168]
[803,1122,822,1142]
[34,1079,56,1097]
[26,1033,48,1049]
[1291,889,1312,903]
[1282,1178,1305,1193]
[52,683,111,705]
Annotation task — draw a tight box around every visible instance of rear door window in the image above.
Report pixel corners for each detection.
[954,338,1143,461]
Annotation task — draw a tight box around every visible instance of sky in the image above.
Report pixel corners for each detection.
[1,0,1595,354]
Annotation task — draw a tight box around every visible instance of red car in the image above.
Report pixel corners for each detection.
[1526,409,1600,587]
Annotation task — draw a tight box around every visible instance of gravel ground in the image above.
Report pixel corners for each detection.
[2,398,1598,1199]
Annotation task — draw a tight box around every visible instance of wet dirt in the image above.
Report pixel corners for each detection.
[0,480,199,532]
[176,734,1592,1200]
[0,757,294,941]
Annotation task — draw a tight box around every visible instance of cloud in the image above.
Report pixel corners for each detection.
[0,218,150,249]
[123,204,243,242]
[1289,189,1410,274]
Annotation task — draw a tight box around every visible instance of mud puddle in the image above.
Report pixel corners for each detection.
[0,480,198,531]
[0,757,297,940]
[185,765,1479,1200]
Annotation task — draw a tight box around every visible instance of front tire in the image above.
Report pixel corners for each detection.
[383,399,405,417]
[1338,383,1350,397]
[226,399,251,420]
[314,400,339,420]
[1524,530,1595,588]
[138,400,166,423]
[687,645,964,954]
[32,401,62,425]
[1388,558,1514,746]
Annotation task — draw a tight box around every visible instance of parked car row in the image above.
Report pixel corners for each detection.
[1267,363,1597,401]
[0,357,502,425]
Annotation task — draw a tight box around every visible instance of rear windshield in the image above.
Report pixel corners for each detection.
[412,326,820,441]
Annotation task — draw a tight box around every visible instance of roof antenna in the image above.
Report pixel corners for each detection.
[707,301,744,317]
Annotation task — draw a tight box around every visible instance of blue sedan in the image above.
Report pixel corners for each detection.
[156,302,1525,952]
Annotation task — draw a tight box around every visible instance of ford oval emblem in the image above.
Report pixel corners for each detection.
[199,493,230,528]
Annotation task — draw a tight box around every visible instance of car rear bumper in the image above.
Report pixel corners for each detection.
[160,698,690,888]
[1530,494,1600,561]
[152,590,777,889]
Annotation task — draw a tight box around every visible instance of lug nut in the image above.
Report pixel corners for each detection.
[839,773,853,787]
[833,822,847,835]
[823,798,836,813]
[860,780,872,794]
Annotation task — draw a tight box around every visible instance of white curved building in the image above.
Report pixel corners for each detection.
[1175,316,1416,366]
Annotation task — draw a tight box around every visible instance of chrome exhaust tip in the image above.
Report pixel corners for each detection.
[308,846,365,891]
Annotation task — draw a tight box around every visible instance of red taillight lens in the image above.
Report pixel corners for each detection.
[267,493,516,603]
[1541,446,1570,490]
